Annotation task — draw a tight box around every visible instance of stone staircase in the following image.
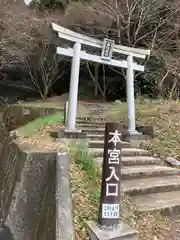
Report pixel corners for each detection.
[76,111,180,213]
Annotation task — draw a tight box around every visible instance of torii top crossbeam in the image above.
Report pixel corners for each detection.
[52,23,150,59]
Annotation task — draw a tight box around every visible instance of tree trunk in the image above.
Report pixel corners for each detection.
[43,85,49,100]
[102,65,106,102]
[94,64,99,97]
[115,0,121,44]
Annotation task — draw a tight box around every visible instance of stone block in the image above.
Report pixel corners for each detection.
[86,220,138,240]
[166,157,180,167]
[122,132,151,142]
[136,125,155,138]
[121,124,155,140]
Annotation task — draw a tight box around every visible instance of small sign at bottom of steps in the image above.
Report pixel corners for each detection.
[102,203,119,219]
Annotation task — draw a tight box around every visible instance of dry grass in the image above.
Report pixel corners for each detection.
[70,161,97,239]
[108,99,180,158]
[106,99,180,239]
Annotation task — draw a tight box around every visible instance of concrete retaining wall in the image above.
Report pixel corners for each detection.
[0,104,75,240]
[3,105,59,131]
[0,122,24,222]
[5,147,56,240]
[0,134,74,240]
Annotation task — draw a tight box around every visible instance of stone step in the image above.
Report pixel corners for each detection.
[122,175,180,196]
[122,165,179,180]
[88,140,130,148]
[77,120,106,125]
[90,148,150,157]
[77,117,106,122]
[133,190,180,213]
[95,156,162,166]
[87,134,105,140]
[78,123,105,128]
[81,128,105,134]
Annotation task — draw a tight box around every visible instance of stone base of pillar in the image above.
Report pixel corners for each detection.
[86,220,138,240]
[64,128,81,133]
[128,130,142,136]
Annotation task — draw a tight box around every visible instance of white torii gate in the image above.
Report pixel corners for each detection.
[52,23,150,134]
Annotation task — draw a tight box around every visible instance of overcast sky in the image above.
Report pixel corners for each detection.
[24,0,33,6]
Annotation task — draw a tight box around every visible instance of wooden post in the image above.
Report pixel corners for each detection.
[98,123,122,227]
[64,101,69,127]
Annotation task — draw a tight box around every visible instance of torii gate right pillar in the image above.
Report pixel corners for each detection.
[126,54,140,135]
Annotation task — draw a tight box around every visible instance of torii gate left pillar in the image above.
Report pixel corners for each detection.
[67,42,81,131]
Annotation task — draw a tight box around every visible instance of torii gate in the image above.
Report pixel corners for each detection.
[52,23,150,134]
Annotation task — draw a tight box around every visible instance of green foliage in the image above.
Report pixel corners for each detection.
[70,140,98,181]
